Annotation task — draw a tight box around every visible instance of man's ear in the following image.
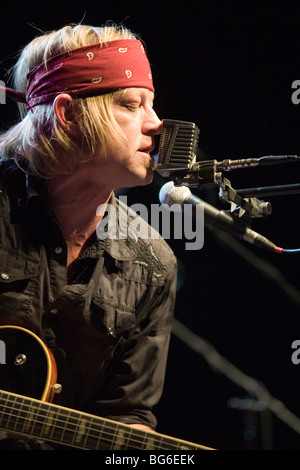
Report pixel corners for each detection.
[53,93,79,136]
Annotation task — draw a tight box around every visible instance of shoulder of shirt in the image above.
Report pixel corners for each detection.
[0,159,28,204]
[0,158,29,191]
[112,193,177,274]
[0,158,23,179]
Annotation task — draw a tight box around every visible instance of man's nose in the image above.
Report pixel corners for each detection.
[144,108,163,136]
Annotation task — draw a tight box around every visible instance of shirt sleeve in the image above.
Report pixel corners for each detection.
[89,260,177,430]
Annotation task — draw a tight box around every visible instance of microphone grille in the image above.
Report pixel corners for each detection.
[157,119,200,177]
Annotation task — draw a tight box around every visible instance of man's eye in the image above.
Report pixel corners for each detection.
[126,104,140,111]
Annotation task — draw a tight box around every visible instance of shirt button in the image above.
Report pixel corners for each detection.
[55,247,63,254]
[0,272,9,280]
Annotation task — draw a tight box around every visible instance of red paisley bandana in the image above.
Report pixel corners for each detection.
[1,39,154,109]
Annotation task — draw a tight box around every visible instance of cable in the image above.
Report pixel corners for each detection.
[275,247,300,254]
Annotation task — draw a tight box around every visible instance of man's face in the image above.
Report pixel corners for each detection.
[102,87,162,188]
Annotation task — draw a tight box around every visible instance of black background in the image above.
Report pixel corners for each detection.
[0,0,300,450]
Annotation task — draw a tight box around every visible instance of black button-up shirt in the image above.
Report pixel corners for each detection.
[0,160,177,430]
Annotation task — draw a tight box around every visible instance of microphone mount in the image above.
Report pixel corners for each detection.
[164,160,273,221]
[162,157,300,221]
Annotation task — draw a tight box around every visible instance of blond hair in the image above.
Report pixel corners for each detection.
[0,24,137,176]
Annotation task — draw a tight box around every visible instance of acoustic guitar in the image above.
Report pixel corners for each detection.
[0,325,213,450]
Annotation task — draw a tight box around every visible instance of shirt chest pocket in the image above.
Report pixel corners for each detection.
[91,296,136,337]
[0,246,38,315]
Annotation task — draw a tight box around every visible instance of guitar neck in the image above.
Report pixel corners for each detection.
[0,389,210,450]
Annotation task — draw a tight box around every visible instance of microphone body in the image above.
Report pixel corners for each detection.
[159,182,277,252]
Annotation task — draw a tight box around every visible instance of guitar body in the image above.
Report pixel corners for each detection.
[0,325,57,403]
[0,325,213,450]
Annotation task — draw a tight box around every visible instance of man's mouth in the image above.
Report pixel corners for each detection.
[138,145,155,155]
[137,145,157,169]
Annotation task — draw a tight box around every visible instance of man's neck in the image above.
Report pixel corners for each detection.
[46,163,113,266]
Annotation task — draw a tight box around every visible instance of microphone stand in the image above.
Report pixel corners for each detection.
[160,155,300,446]
[166,163,300,446]
[171,317,300,449]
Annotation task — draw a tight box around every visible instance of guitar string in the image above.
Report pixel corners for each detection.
[0,406,192,450]
[0,408,162,450]
[0,398,198,450]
